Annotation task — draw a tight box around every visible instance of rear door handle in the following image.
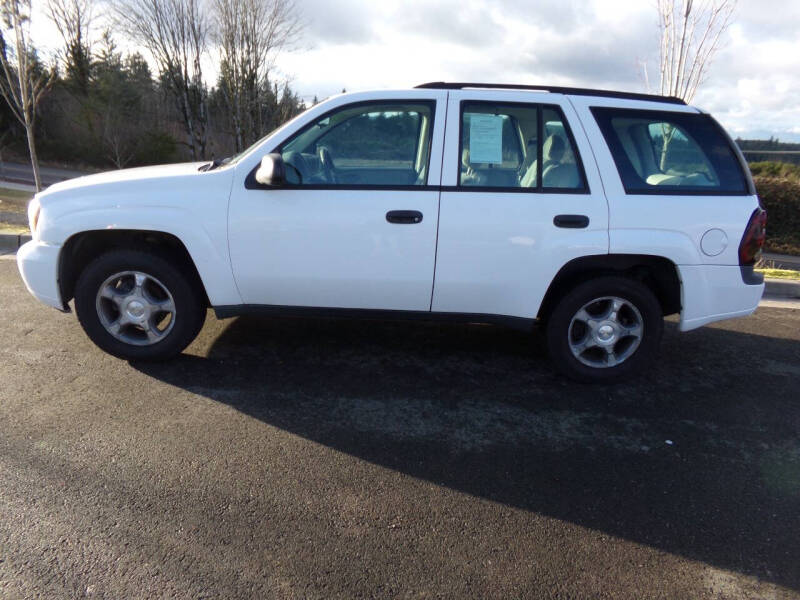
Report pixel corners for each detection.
[386,210,423,224]
[553,214,589,229]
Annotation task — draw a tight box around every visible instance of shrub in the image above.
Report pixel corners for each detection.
[753,176,800,255]
[133,132,177,166]
[749,161,800,182]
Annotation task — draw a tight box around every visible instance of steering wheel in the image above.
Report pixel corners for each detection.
[317,145,337,184]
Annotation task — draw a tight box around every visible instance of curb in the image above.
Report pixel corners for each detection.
[0,233,31,251]
[764,277,800,299]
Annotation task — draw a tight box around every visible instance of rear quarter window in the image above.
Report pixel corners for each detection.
[591,107,749,195]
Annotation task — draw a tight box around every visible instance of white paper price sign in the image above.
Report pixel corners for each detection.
[469,114,504,164]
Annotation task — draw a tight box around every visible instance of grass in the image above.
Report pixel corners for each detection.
[756,268,800,280]
[0,187,33,212]
[0,187,33,233]
[0,224,29,235]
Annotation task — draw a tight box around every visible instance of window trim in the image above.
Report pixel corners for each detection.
[591,106,751,197]
[457,100,590,195]
[245,99,438,190]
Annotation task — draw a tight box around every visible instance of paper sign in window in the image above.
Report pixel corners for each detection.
[469,114,503,164]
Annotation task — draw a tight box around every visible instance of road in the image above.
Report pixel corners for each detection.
[0,258,798,599]
[763,253,800,272]
[0,161,87,188]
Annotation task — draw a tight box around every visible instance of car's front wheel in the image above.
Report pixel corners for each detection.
[545,276,663,383]
[74,249,206,360]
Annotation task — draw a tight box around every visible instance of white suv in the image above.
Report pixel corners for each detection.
[17,82,767,382]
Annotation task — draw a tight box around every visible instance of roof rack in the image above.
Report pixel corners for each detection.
[414,82,686,105]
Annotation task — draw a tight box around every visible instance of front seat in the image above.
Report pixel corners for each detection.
[540,135,580,189]
[521,134,565,187]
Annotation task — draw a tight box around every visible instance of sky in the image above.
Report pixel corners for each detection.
[29,0,800,141]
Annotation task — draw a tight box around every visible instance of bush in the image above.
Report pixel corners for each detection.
[749,161,800,182]
[753,176,800,255]
[133,132,177,166]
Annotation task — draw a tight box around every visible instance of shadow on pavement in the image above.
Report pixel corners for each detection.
[134,314,800,591]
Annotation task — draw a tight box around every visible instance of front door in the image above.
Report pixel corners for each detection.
[228,94,447,311]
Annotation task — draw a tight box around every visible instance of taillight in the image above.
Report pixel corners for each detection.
[738,208,767,265]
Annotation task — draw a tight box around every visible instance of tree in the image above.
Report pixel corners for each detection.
[212,0,301,151]
[46,0,93,94]
[0,0,56,191]
[655,0,735,170]
[657,0,736,103]
[91,32,144,167]
[112,0,209,160]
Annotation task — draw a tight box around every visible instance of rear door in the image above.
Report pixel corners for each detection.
[432,89,609,318]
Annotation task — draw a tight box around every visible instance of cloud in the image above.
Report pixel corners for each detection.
[394,1,506,48]
[29,0,800,140]
[300,0,377,45]
[736,0,800,41]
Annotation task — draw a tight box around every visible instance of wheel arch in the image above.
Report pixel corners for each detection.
[58,229,210,307]
[537,254,681,322]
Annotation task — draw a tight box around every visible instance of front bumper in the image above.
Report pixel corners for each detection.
[678,264,764,332]
[16,240,67,311]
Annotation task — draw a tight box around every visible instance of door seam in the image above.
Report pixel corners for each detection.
[429,91,449,312]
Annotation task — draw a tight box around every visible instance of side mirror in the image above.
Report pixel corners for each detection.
[255,153,286,186]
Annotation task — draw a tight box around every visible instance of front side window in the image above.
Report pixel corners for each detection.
[592,107,748,194]
[459,101,586,191]
[279,101,435,186]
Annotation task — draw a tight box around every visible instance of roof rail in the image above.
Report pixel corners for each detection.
[414,82,686,105]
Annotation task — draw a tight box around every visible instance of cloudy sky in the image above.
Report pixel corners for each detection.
[30,0,800,141]
[277,0,800,141]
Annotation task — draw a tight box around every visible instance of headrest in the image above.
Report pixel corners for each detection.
[543,135,565,163]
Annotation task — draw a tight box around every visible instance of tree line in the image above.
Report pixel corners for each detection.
[736,138,800,166]
[1,0,307,189]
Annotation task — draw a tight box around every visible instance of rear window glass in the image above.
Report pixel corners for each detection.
[591,107,748,195]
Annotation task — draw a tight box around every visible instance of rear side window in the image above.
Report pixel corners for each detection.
[459,101,587,192]
[592,107,748,195]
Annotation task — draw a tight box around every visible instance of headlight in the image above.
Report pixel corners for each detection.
[28,197,41,233]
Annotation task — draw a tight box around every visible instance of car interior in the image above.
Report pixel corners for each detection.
[460,105,583,189]
[609,117,720,187]
[278,102,434,186]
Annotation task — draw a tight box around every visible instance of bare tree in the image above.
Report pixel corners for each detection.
[656,0,736,170]
[657,0,736,103]
[0,1,56,191]
[212,0,301,151]
[112,0,209,160]
[46,0,93,94]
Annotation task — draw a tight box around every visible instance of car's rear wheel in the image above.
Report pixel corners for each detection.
[545,276,663,383]
[74,249,206,360]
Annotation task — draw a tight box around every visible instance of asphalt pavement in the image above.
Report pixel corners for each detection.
[1,258,799,599]
[0,161,87,188]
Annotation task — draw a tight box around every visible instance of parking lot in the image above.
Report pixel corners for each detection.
[1,257,798,599]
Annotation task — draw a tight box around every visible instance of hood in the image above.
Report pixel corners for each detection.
[39,162,210,198]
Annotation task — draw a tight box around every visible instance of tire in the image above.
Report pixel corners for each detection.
[74,249,206,361]
[545,276,663,383]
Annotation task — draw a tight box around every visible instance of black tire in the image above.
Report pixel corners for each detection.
[74,249,206,361]
[545,276,663,383]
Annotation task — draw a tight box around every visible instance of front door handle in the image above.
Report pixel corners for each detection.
[553,214,589,229]
[386,210,423,224]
